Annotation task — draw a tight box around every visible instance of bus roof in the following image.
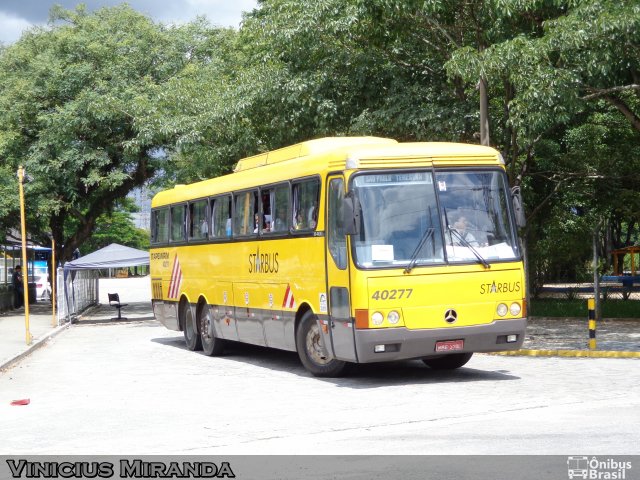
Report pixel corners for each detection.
[152,137,502,207]
[234,136,397,172]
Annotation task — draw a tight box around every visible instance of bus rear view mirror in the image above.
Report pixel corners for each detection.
[342,195,361,236]
[511,186,526,228]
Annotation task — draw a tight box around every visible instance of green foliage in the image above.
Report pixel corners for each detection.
[80,210,149,254]
[0,5,222,260]
[237,0,478,144]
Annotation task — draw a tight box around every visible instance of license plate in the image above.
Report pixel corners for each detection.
[435,339,464,352]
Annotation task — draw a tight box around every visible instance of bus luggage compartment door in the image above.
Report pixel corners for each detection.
[213,282,238,341]
[233,282,267,346]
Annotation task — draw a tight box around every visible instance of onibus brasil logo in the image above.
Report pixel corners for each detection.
[567,457,632,480]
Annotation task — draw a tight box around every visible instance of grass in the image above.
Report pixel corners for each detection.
[530,298,640,318]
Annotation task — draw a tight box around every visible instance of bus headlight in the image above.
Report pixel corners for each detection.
[372,312,384,326]
[387,310,400,325]
[496,303,508,317]
[510,302,522,316]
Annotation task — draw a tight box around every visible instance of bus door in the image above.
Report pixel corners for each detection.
[325,175,357,362]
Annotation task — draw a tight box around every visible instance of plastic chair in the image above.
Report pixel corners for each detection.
[108,293,128,320]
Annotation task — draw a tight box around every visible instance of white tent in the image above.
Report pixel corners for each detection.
[63,243,149,271]
[60,243,149,322]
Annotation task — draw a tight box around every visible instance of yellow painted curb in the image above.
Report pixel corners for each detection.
[487,349,640,358]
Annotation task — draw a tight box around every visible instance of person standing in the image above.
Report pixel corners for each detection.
[13,265,24,309]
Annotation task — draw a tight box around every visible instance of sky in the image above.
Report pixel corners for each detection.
[0,0,259,44]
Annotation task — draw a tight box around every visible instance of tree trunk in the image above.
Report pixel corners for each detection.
[479,76,490,146]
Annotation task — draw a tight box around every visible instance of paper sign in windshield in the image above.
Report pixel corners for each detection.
[371,244,394,261]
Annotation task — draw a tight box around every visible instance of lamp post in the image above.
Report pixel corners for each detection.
[17,166,32,345]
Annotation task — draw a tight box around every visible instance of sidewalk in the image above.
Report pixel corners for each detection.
[525,317,640,352]
[0,302,66,370]
[0,276,154,371]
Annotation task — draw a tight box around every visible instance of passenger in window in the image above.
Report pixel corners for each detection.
[254,213,260,233]
[263,214,272,232]
[308,202,318,229]
[307,201,318,227]
[200,218,208,237]
[225,218,232,237]
[274,210,287,232]
[294,212,305,230]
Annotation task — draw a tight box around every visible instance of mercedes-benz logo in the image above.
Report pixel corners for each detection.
[444,309,458,323]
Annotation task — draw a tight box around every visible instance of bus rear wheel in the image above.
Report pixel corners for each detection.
[422,352,473,370]
[199,303,225,356]
[295,310,347,377]
[182,303,202,351]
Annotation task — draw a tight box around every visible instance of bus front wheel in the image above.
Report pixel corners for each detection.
[199,303,225,356]
[296,311,347,377]
[422,352,473,370]
[182,303,202,351]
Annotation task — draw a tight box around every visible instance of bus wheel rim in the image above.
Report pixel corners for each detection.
[200,307,213,342]
[306,322,329,365]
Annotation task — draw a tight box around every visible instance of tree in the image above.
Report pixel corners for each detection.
[133,24,264,184]
[442,1,640,287]
[446,0,640,175]
[0,5,214,261]
[80,210,150,254]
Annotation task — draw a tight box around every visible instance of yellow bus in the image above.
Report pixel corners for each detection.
[150,137,526,376]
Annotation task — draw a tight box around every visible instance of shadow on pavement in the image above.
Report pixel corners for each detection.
[75,301,156,326]
[151,335,520,387]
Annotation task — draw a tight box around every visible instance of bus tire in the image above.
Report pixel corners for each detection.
[295,310,347,377]
[182,303,202,351]
[199,303,225,356]
[422,352,473,370]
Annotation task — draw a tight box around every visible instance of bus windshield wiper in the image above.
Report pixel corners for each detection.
[404,227,434,274]
[448,227,491,269]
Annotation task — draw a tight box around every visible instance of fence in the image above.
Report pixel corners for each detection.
[537,281,640,302]
[56,267,99,325]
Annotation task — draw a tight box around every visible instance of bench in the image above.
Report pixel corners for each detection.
[108,293,128,320]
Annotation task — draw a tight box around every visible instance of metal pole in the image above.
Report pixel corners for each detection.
[588,297,597,350]
[593,221,601,326]
[51,237,57,327]
[17,166,32,345]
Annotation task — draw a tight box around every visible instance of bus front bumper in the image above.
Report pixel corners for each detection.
[352,318,527,363]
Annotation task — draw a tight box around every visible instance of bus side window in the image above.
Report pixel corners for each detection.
[263,183,290,233]
[234,190,258,236]
[292,178,319,231]
[211,195,232,239]
[170,205,186,243]
[151,208,169,244]
[260,189,272,232]
[188,199,208,241]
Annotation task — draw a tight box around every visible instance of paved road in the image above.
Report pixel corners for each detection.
[1,304,639,455]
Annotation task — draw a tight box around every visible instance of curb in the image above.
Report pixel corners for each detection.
[487,349,640,358]
[0,323,71,372]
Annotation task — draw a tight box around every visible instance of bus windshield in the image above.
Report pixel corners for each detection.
[351,169,519,268]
